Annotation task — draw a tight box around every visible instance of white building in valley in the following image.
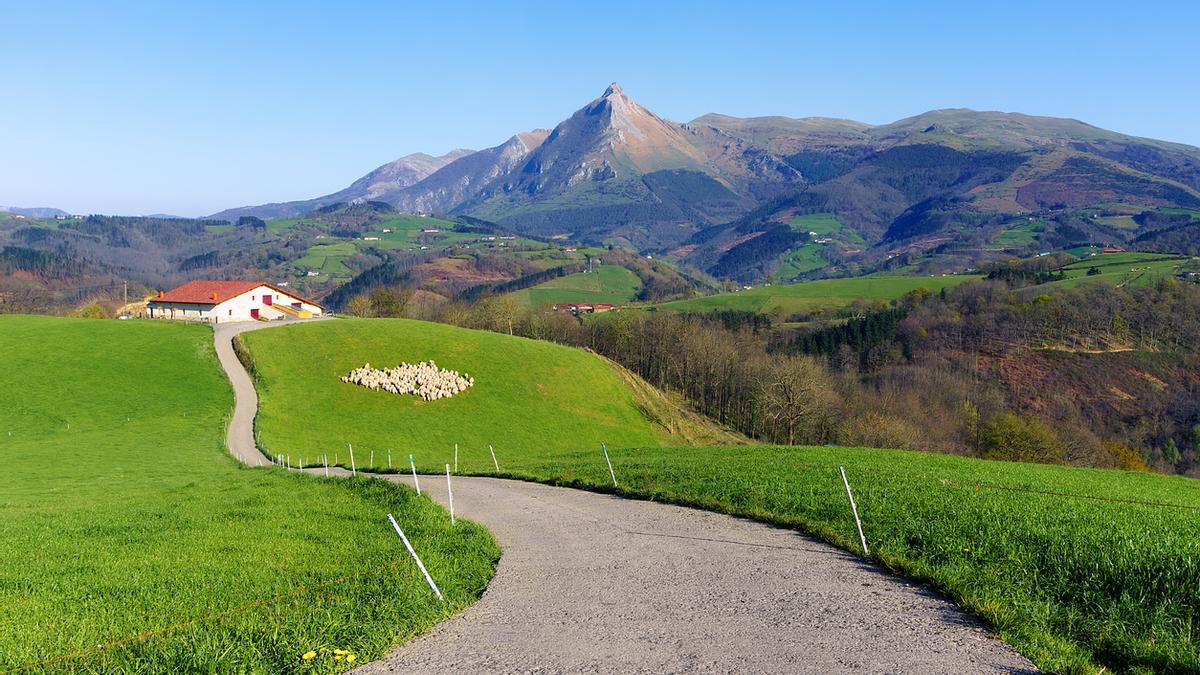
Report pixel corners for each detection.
[147,280,324,323]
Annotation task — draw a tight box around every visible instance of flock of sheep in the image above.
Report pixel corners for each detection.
[341,361,475,401]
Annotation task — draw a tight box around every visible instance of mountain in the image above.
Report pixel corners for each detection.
[454,83,753,247]
[208,85,1200,281]
[208,149,472,221]
[0,206,70,218]
[385,131,550,214]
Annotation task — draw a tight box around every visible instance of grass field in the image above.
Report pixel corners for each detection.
[657,274,978,315]
[294,242,359,277]
[241,319,686,468]
[243,318,1200,673]
[0,316,498,673]
[1037,251,1191,290]
[507,264,642,308]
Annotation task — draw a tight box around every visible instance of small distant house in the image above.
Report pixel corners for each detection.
[553,303,615,315]
[563,246,577,252]
[306,271,321,277]
[147,280,324,323]
[421,228,440,233]
[382,228,392,233]
[1103,247,1125,254]
[363,236,381,241]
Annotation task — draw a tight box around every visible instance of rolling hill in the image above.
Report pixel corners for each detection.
[240,319,741,467]
[0,315,498,672]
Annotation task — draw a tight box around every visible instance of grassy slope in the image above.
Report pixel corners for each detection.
[242,319,677,471]
[245,318,1200,673]
[1036,252,1190,290]
[657,274,978,315]
[0,316,498,673]
[507,265,642,309]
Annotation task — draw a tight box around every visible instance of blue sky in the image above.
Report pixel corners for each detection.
[4,0,1197,216]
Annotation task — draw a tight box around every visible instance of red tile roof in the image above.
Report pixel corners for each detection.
[152,280,324,308]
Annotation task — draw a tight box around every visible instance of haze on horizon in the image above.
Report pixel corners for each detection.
[3,0,1196,217]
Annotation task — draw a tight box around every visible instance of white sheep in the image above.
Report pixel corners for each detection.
[341,360,475,400]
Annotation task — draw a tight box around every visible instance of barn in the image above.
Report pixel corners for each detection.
[147,280,324,323]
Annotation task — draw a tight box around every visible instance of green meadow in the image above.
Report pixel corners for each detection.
[657,274,978,315]
[240,318,671,467]
[507,264,642,308]
[0,316,498,673]
[1037,252,1191,290]
[245,318,1200,674]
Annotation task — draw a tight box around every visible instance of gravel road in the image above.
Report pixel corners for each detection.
[214,321,1038,674]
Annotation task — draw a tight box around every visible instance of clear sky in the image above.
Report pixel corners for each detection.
[4,0,1197,216]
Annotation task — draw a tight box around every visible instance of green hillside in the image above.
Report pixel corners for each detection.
[1042,251,1192,289]
[0,316,497,673]
[658,274,978,315]
[508,264,642,308]
[243,317,1200,673]
[241,319,729,470]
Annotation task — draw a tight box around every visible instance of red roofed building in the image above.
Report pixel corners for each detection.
[147,280,324,323]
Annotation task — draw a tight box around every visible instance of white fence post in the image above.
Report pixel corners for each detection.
[386,514,444,601]
[324,454,329,477]
[445,464,455,525]
[602,442,617,488]
[489,445,499,472]
[370,450,374,468]
[349,444,356,476]
[839,466,870,556]
[410,454,421,495]
[454,443,458,473]
[388,448,392,468]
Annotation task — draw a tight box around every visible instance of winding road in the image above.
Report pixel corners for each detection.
[215,320,1037,674]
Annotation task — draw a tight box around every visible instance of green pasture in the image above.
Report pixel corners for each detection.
[0,316,497,673]
[656,274,978,315]
[507,265,642,308]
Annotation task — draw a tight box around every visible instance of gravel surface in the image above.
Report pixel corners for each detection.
[214,321,1038,674]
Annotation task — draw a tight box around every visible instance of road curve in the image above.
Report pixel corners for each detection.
[213,321,1038,674]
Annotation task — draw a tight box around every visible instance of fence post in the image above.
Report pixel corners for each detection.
[839,466,870,556]
[349,444,356,476]
[410,454,421,495]
[489,445,499,472]
[388,448,392,468]
[324,454,329,477]
[602,442,617,488]
[445,464,455,525]
[386,514,444,601]
[454,443,458,473]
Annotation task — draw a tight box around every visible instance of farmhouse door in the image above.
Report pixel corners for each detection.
[251,308,259,319]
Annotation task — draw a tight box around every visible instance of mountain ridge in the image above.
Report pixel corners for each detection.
[206,84,1200,280]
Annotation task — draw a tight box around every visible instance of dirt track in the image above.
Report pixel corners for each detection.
[214,320,1038,674]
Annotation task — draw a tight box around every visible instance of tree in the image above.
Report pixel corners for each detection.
[369,286,412,318]
[757,355,837,445]
[977,413,1066,464]
[346,294,372,318]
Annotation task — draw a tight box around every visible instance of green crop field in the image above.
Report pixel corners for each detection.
[243,318,1200,674]
[507,264,642,308]
[241,319,690,468]
[657,274,979,315]
[0,316,498,673]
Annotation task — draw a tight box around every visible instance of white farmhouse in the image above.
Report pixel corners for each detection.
[147,280,324,323]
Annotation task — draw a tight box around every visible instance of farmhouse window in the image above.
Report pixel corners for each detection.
[264,295,273,305]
